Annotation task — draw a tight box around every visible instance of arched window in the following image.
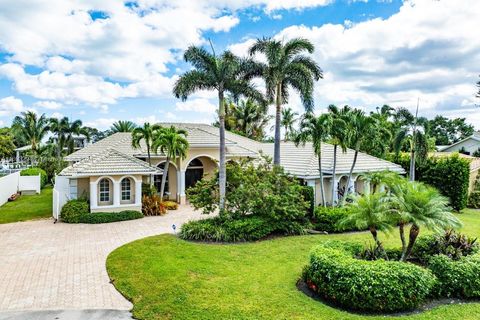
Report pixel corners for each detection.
[121,178,131,201]
[99,178,110,202]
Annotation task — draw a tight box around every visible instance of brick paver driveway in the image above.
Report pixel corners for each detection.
[0,206,203,311]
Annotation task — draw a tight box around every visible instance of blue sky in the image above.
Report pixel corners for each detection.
[0,0,478,131]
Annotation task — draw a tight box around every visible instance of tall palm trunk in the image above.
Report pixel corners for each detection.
[273,83,282,166]
[318,148,326,207]
[147,143,152,185]
[218,90,227,212]
[399,223,407,260]
[331,144,337,206]
[159,156,170,202]
[409,146,415,182]
[343,148,359,205]
[402,224,420,261]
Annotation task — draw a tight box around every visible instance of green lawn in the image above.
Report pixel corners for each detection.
[0,186,52,224]
[107,209,480,320]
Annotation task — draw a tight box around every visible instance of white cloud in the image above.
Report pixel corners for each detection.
[33,100,63,110]
[0,120,4,127]
[50,112,64,119]
[84,118,117,130]
[0,96,24,116]
[175,98,217,113]
[135,115,162,125]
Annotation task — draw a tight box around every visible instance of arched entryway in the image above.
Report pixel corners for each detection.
[154,161,178,200]
[337,175,348,200]
[355,175,367,195]
[185,156,218,190]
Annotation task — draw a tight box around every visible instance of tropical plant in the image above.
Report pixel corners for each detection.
[173,45,263,211]
[295,112,332,206]
[131,122,159,167]
[49,117,90,156]
[110,120,137,133]
[152,126,189,201]
[281,107,298,142]
[11,111,49,153]
[0,127,16,159]
[248,37,322,165]
[391,181,462,261]
[339,193,393,254]
[327,105,350,206]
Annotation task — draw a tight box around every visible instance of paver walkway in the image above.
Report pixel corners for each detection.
[0,206,203,311]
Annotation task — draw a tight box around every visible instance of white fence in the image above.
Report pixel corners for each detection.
[0,172,41,206]
[53,175,69,220]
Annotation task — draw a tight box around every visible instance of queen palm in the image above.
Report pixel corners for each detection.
[248,37,322,165]
[295,112,332,206]
[11,111,49,154]
[281,107,298,142]
[110,120,137,133]
[173,46,263,211]
[393,181,462,261]
[231,99,271,140]
[152,126,189,202]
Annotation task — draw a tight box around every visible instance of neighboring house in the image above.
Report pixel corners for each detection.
[439,131,480,155]
[53,123,404,216]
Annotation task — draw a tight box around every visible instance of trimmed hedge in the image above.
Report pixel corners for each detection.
[180,216,276,242]
[388,153,470,211]
[61,199,89,223]
[303,241,436,312]
[312,206,361,232]
[20,167,47,188]
[77,210,143,224]
[428,254,480,298]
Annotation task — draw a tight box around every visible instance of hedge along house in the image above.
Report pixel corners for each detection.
[53,123,404,217]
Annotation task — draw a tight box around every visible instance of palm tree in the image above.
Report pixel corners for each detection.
[343,110,377,201]
[295,112,332,206]
[110,120,137,133]
[49,117,90,156]
[231,99,271,140]
[173,45,263,211]
[152,126,189,202]
[327,105,350,206]
[392,181,462,261]
[476,76,480,98]
[132,122,160,170]
[339,192,393,252]
[11,111,49,154]
[248,37,322,165]
[281,107,298,142]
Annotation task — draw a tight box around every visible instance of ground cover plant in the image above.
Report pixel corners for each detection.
[0,186,52,224]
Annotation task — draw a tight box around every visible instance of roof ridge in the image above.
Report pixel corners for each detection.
[108,148,159,170]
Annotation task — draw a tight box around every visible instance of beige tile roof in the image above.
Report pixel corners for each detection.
[60,149,160,177]
[258,142,405,177]
[64,122,404,178]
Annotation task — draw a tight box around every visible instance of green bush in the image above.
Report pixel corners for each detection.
[78,210,143,224]
[469,191,480,208]
[387,153,470,211]
[37,157,67,183]
[142,183,157,196]
[312,206,361,232]
[301,185,315,216]
[20,167,47,188]
[303,241,436,312]
[428,254,480,298]
[61,199,89,223]
[180,216,276,242]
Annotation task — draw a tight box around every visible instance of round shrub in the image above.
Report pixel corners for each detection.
[303,241,436,313]
[312,206,362,233]
[20,167,47,188]
[428,254,480,298]
[61,199,89,223]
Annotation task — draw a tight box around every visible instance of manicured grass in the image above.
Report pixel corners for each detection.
[107,209,480,320]
[0,186,52,224]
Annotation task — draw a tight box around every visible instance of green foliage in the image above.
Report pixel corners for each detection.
[187,159,309,224]
[77,210,143,224]
[141,183,157,196]
[0,127,16,159]
[180,216,276,242]
[61,199,90,223]
[303,241,436,312]
[20,167,48,188]
[468,173,480,208]
[428,254,480,298]
[387,153,470,211]
[413,230,478,264]
[312,206,361,232]
[37,157,67,182]
[142,195,167,216]
[300,185,314,216]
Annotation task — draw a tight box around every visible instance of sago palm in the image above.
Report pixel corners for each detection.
[11,111,49,154]
[392,181,462,261]
[173,45,263,211]
[152,126,189,202]
[248,37,322,165]
[110,120,137,133]
[295,112,332,206]
[281,107,298,142]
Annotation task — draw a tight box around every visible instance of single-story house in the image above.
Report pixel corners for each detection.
[439,131,480,155]
[53,123,404,216]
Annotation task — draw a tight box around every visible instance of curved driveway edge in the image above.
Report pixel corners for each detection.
[0,206,203,311]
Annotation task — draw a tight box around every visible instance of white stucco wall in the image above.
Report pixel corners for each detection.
[442,138,480,154]
[19,175,41,194]
[0,172,20,206]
